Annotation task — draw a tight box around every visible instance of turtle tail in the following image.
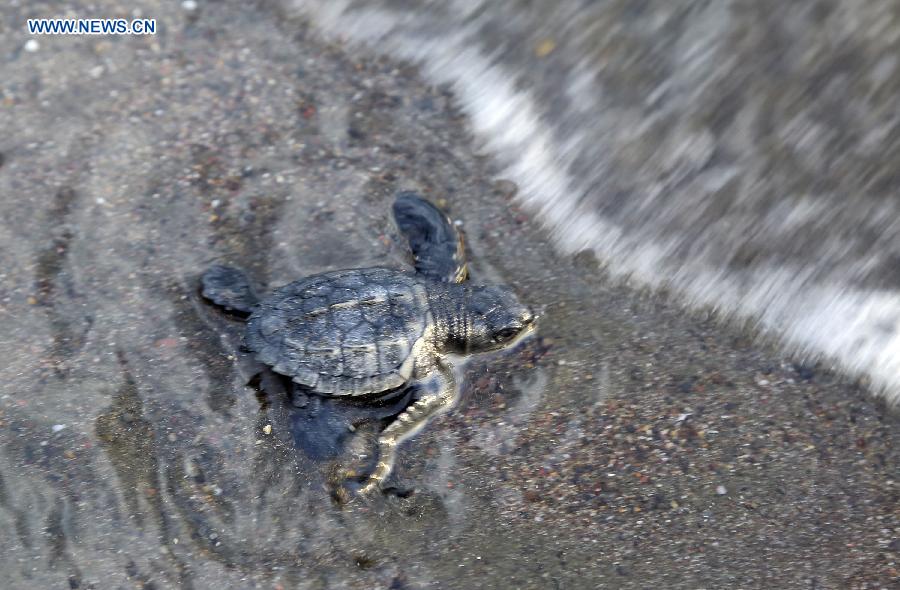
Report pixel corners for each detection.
[200,264,260,316]
[393,192,468,284]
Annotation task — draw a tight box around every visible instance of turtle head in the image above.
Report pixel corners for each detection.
[462,285,535,351]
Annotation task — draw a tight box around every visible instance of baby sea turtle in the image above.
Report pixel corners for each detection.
[201,193,535,494]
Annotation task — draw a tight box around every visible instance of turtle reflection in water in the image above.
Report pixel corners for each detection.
[201,193,535,495]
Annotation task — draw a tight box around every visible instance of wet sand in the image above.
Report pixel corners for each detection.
[0,1,897,589]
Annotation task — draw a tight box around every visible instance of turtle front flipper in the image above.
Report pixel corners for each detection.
[358,360,458,495]
[200,264,260,316]
[393,192,468,283]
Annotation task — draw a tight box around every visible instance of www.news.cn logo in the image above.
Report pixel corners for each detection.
[27,19,156,35]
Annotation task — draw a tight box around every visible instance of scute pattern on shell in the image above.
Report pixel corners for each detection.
[245,268,432,396]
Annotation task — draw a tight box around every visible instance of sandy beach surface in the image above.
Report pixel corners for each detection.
[0,1,897,588]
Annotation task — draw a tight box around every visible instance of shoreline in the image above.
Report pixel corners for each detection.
[0,1,895,588]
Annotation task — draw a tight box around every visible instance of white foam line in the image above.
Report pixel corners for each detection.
[291,1,900,405]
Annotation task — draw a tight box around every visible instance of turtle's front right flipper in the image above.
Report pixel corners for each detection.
[200,264,260,316]
[393,192,468,283]
[358,361,458,496]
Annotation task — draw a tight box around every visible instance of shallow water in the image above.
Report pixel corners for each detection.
[1,1,897,588]
[294,0,900,403]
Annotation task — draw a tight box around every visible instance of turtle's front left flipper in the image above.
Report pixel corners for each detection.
[393,192,467,283]
[200,264,260,316]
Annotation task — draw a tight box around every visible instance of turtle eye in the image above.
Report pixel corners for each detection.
[495,327,518,342]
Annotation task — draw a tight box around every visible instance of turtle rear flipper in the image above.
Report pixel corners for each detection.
[200,264,260,316]
[393,192,467,283]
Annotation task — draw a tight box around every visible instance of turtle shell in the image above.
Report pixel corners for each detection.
[245,268,433,396]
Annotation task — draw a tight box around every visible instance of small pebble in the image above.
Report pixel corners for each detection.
[24,39,39,53]
[534,39,556,58]
[263,424,272,435]
[716,485,727,495]
[182,0,198,11]
[494,179,518,198]
[51,424,66,433]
